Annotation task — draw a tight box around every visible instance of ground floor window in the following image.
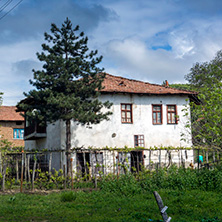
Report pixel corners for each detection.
[76,152,103,177]
[117,151,144,173]
[117,152,131,174]
[131,151,144,172]
[13,128,24,139]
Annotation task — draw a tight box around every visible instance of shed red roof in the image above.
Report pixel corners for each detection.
[0,106,24,121]
[101,74,197,95]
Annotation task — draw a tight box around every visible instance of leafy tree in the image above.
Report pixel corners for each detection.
[184,50,222,149]
[169,83,193,91]
[17,18,112,175]
[185,50,222,90]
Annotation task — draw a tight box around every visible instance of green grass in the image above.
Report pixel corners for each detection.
[1,165,222,221]
[0,189,221,222]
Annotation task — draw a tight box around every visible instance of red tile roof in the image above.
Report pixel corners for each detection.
[0,106,24,121]
[101,73,197,95]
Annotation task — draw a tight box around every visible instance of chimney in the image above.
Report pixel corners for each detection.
[165,80,169,87]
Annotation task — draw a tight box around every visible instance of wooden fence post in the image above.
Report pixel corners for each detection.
[112,150,115,175]
[63,164,66,190]
[27,155,31,183]
[153,191,171,222]
[90,150,93,181]
[32,155,37,191]
[2,161,6,192]
[71,158,73,190]
[149,150,152,170]
[159,149,161,168]
[24,153,27,182]
[0,152,2,174]
[49,152,52,179]
[16,155,19,181]
[213,150,215,163]
[83,152,86,178]
[206,151,209,164]
[20,152,24,193]
[95,152,98,188]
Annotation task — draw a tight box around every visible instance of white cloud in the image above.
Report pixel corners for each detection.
[2,0,222,105]
[103,37,189,83]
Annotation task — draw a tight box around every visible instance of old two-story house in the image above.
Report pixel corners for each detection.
[23,74,199,174]
[0,106,24,147]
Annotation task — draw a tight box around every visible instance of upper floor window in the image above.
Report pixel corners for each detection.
[167,105,178,124]
[152,105,162,124]
[121,104,133,123]
[134,135,144,147]
[13,128,24,139]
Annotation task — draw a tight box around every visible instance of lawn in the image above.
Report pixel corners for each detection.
[0,189,221,222]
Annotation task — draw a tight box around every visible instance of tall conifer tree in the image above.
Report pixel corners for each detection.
[18,18,112,174]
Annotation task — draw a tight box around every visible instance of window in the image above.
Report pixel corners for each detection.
[134,135,144,147]
[117,152,131,174]
[167,105,178,124]
[121,104,133,123]
[131,151,143,172]
[13,129,24,139]
[152,105,162,124]
[77,152,104,177]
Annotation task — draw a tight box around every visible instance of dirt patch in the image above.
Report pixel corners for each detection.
[0,187,100,195]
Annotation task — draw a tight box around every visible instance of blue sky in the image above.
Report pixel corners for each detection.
[1,0,222,105]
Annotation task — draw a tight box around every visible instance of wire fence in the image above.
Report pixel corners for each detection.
[0,148,221,192]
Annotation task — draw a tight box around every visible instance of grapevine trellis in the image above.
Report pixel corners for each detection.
[0,147,221,192]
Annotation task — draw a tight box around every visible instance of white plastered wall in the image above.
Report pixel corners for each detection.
[60,93,192,149]
[25,93,193,170]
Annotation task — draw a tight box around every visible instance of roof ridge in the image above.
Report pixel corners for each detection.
[105,73,192,91]
[102,73,197,95]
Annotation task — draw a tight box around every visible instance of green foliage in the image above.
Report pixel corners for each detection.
[0,188,221,221]
[185,50,222,89]
[201,217,221,222]
[100,173,142,196]
[170,83,194,91]
[100,164,222,193]
[183,50,222,148]
[17,18,112,126]
[60,191,77,202]
[17,18,112,175]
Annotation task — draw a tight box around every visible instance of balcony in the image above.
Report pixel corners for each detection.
[24,123,46,140]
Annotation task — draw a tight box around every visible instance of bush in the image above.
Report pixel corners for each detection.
[61,191,77,202]
[100,173,142,196]
[101,164,222,194]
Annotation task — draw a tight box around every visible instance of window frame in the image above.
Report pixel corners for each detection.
[134,135,145,148]
[152,104,163,125]
[167,104,178,124]
[13,128,24,140]
[121,103,133,123]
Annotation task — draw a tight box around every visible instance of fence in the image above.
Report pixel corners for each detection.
[0,148,221,191]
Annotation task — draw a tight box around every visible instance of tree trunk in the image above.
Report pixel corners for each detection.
[66,119,71,177]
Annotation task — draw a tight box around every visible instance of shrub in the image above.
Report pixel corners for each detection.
[100,173,142,196]
[61,191,77,202]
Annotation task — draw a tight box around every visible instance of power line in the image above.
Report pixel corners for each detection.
[0,0,12,13]
[0,0,23,21]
